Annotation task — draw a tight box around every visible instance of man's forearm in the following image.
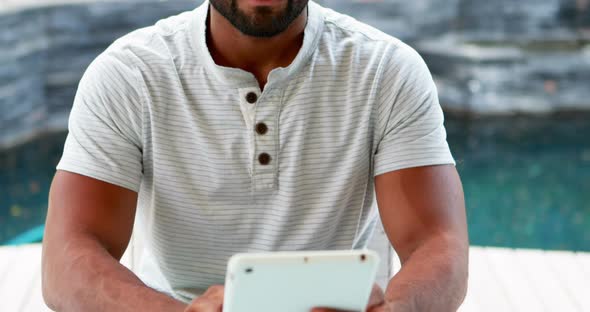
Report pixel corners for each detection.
[42,234,186,312]
[383,234,468,312]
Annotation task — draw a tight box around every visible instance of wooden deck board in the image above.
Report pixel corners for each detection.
[543,250,590,311]
[468,247,513,311]
[0,245,42,311]
[19,262,53,312]
[0,245,18,283]
[574,251,590,277]
[456,247,483,312]
[484,247,545,311]
[0,246,26,306]
[515,249,581,312]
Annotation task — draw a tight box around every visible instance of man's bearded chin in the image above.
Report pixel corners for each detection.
[209,0,308,38]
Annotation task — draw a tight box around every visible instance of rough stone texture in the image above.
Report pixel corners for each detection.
[559,0,590,29]
[457,0,567,38]
[453,0,589,39]
[420,0,590,115]
[0,0,196,148]
[318,0,459,41]
[417,35,590,115]
[318,0,590,115]
[1,0,590,147]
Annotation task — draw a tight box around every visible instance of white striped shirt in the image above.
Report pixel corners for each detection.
[57,0,455,302]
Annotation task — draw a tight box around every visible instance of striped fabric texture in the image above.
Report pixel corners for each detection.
[56,0,455,302]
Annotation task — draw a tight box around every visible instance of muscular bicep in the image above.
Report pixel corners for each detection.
[374,165,467,263]
[45,170,138,259]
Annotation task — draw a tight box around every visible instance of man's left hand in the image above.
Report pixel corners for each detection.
[310,283,390,312]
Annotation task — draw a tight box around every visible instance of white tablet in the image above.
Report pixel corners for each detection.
[223,249,380,312]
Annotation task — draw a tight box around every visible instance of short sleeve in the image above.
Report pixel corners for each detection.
[373,44,455,177]
[56,50,144,192]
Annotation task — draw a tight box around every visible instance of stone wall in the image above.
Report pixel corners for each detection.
[417,37,590,114]
[415,0,590,115]
[559,0,590,29]
[0,0,197,148]
[319,0,590,114]
[318,0,459,41]
[319,0,590,41]
[456,0,590,39]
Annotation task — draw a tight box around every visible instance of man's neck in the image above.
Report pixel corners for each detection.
[206,5,308,89]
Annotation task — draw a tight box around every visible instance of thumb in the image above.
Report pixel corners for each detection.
[366,283,385,310]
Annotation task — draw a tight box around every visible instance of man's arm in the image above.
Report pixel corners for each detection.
[42,171,187,311]
[374,164,468,312]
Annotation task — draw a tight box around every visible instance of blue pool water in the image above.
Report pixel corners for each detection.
[1,115,589,250]
[445,115,589,250]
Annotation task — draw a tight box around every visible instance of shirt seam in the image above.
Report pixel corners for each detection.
[130,61,147,157]
[153,13,193,39]
[373,45,399,147]
[323,18,401,46]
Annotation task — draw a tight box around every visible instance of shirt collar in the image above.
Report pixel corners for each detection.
[188,0,325,89]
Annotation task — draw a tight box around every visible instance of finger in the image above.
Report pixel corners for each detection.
[366,283,385,309]
[366,300,396,312]
[203,285,225,296]
[202,285,225,302]
[188,298,221,312]
[186,285,224,312]
[366,304,386,312]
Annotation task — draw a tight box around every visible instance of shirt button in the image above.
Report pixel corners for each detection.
[258,153,271,165]
[255,122,268,135]
[246,92,258,104]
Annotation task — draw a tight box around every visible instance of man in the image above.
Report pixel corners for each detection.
[42,0,468,311]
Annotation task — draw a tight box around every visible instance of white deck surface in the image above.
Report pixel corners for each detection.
[1,240,589,311]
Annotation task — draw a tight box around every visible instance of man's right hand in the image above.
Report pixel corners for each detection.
[185,285,225,312]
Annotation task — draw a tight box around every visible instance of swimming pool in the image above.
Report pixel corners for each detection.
[1,115,589,250]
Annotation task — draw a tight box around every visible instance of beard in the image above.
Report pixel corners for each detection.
[209,0,308,38]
